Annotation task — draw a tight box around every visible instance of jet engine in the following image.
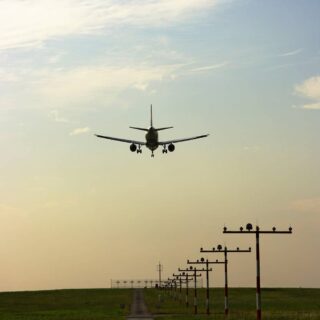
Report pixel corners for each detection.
[168,143,175,152]
[130,143,137,152]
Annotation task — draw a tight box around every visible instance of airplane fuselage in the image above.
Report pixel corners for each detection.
[145,127,158,151]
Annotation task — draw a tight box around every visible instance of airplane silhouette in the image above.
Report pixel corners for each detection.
[95,105,209,157]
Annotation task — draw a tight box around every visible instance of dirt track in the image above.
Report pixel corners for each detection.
[127,289,153,320]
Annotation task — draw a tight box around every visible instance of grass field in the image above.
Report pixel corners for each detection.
[0,288,319,320]
[144,288,320,320]
[0,289,132,320]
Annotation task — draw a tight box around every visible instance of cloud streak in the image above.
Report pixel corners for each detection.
[0,0,220,51]
[0,62,180,109]
[190,61,230,72]
[279,48,303,57]
[70,127,90,136]
[37,64,179,106]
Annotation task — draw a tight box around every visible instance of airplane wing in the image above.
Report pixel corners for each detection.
[95,134,146,145]
[158,134,209,145]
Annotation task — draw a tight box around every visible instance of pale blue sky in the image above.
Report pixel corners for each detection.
[0,0,319,290]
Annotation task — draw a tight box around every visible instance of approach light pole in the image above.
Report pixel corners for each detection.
[157,262,163,303]
[223,224,292,320]
[169,278,175,298]
[173,278,178,300]
[178,267,202,314]
[166,278,174,297]
[200,244,251,315]
[187,258,223,315]
[172,273,183,303]
[182,271,193,307]
[157,262,163,287]
[173,272,194,307]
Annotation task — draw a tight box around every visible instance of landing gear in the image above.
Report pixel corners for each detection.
[151,151,154,158]
[136,145,142,154]
[162,145,168,154]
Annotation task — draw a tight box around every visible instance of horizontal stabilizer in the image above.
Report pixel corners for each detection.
[156,126,174,131]
[129,126,149,131]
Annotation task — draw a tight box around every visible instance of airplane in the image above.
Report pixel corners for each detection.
[95,105,209,157]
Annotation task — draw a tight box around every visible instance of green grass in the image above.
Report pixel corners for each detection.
[144,288,320,320]
[0,289,132,320]
[0,287,319,320]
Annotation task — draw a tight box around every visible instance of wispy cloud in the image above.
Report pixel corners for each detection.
[0,62,180,109]
[41,65,176,106]
[279,48,303,57]
[190,61,230,72]
[0,0,220,51]
[299,102,320,110]
[36,64,179,107]
[0,1,227,109]
[70,127,90,136]
[294,76,320,110]
[295,76,320,100]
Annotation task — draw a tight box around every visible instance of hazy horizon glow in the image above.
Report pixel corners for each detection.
[0,0,319,291]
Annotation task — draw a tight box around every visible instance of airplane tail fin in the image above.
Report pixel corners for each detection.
[131,105,172,131]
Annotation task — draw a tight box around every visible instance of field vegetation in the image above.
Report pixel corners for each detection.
[144,287,320,320]
[0,289,132,320]
[0,287,319,319]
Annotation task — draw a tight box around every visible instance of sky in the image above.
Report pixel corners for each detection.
[0,0,319,291]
